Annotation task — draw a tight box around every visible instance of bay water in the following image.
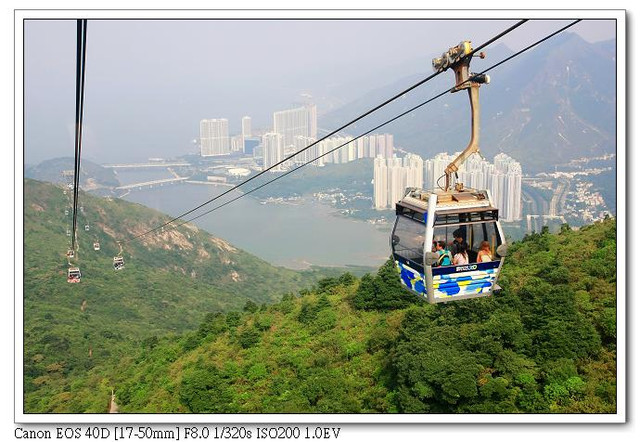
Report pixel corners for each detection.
[118,170,390,269]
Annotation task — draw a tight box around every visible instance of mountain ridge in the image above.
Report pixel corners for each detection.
[319,34,615,173]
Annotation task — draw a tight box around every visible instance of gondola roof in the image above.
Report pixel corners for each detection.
[396,188,497,218]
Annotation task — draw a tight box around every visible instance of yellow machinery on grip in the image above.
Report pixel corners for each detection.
[432,41,473,73]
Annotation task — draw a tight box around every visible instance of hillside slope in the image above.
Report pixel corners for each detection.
[320,34,615,173]
[23,178,335,412]
[62,219,617,414]
[25,157,119,189]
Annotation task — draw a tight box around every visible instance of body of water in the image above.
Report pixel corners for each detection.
[122,179,391,269]
[113,168,175,185]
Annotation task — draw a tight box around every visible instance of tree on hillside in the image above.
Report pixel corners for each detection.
[352,259,419,311]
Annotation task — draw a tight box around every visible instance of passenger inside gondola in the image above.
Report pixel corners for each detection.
[451,228,469,255]
[477,240,493,262]
[453,227,480,262]
[435,241,452,266]
[453,241,470,265]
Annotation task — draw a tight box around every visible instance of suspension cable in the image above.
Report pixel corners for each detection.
[122,19,529,243]
[157,19,582,235]
[71,19,87,252]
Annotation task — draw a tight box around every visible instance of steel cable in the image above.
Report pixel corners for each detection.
[124,19,530,242]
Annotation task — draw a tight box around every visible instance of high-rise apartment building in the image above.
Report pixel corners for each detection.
[424,152,454,190]
[307,105,318,140]
[373,156,389,210]
[385,134,394,158]
[494,154,522,222]
[376,134,386,158]
[364,137,374,158]
[262,132,285,172]
[273,104,317,147]
[230,135,244,153]
[200,118,230,156]
[423,152,522,221]
[337,137,355,164]
[242,116,252,139]
[404,153,424,190]
[357,138,365,159]
[319,136,349,164]
[387,156,406,207]
[372,153,423,209]
[293,136,320,166]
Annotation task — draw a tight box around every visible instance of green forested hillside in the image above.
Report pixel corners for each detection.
[23,178,337,412]
[23,178,617,413]
[391,222,616,413]
[73,220,615,414]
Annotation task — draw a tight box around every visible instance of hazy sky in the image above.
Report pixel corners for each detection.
[23,18,615,165]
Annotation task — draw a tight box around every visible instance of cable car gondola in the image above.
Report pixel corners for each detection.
[93,242,100,251]
[85,224,90,231]
[67,267,81,283]
[66,249,75,259]
[392,188,507,303]
[391,40,507,304]
[113,256,124,271]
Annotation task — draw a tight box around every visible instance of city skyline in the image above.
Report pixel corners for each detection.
[376,152,523,222]
[20,14,617,233]
[22,18,615,166]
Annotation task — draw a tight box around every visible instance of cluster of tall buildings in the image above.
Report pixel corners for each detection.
[375,152,523,221]
[199,105,317,160]
[273,106,317,147]
[199,105,396,173]
[290,133,395,168]
[261,105,317,170]
[373,154,424,210]
[260,106,395,172]
[199,116,255,157]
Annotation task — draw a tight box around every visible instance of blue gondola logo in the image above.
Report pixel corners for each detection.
[455,264,478,272]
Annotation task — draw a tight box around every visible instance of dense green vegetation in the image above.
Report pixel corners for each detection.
[111,221,616,414]
[24,178,617,414]
[23,179,341,412]
[392,227,616,413]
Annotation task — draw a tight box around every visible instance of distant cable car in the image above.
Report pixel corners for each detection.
[391,40,506,304]
[66,249,75,259]
[85,224,90,231]
[113,256,124,271]
[65,209,69,216]
[67,267,81,283]
[93,242,100,251]
[66,229,71,237]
